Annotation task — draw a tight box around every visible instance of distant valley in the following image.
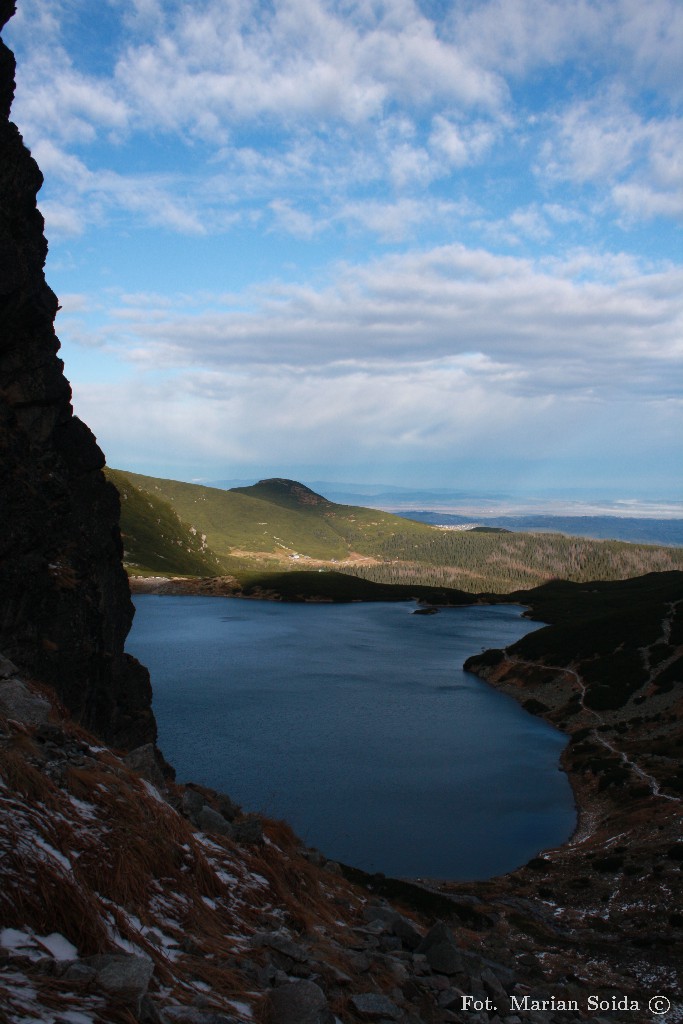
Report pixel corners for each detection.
[400,510,683,547]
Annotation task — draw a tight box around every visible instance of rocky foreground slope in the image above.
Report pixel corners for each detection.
[1,573,682,1024]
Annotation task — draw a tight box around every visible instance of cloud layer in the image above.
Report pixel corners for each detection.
[4,0,682,494]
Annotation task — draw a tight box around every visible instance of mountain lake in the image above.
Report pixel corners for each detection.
[127,596,576,879]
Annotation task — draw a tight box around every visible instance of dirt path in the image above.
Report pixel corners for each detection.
[509,636,682,806]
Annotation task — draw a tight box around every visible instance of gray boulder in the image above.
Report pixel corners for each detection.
[181,788,205,825]
[124,743,167,789]
[162,1009,240,1023]
[362,905,422,950]
[252,930,308,963]
[197,805,235,838]
[215,792,240,821]
[60,961,97,983]
[415,921,454,954]
[348,992,402,1020]
[232,815,263,844]
[0,654,18,678]
[424,941,466,976]
[83,953,153,1009]
[265,980,334,1024]
[416,922,465,976]
[0,677,51,725]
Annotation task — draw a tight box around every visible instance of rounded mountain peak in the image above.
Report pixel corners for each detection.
[232,478,332,511]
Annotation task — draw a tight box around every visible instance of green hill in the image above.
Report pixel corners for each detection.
[107,468,224,577]
[109,470,433,569]
[108,469,683,592]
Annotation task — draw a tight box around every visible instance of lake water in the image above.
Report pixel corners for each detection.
[127,596,575,879]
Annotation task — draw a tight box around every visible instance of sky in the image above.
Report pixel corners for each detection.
[4,0,683,504]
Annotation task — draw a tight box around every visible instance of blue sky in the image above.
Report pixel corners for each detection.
[4,0,682,504]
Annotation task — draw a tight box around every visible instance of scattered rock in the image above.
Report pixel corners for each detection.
[415,922,453,954]
[264,979,334,1024]
[0,678,52,725]
[197,805,235,838]
[162,1009,241,1024]
[348,992,402,1019]
[412,921,468,975]
[363,905,423,951]
[232,814,263,844]
[59,961,97,983]
[252,930,309,963]
[0,655,18,678]
[181,787,205,824]
[124,743,167,789]
[215,791,240,821]
[481,966,508,1003]
[83,953,153,1010]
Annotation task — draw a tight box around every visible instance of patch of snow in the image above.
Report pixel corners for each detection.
[35,932,78,960]
[248,873,269,887]
[141,779,166,804]
[67,795,97,819]
[56,1012,96,1024]
[0,928,35,952]
[228,999,253,1017]
[102,919,141,955]
[215,870,238,885]
[33,836,72,872]
[194,834,225,852]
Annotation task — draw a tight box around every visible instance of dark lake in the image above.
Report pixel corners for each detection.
[127,596,575,879]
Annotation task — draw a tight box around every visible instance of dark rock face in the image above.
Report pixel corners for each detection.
[0,5,155,749]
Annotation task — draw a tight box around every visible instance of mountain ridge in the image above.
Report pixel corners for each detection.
[110,468,683,595]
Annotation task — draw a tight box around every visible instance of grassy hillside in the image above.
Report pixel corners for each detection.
[111,470,432,566]
[109,469,683,592]
[107,468,224,577]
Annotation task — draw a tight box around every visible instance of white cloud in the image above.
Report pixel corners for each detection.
[268,199,320,239]
[429,115,498,168]
[31,140,210,237]
[61,244,682,403]
[613,183,683,221]
[107,0,505,144]
[539,99,683,222]
[72,352,681,484]
[334,198,475,243]
[451,0,683,103]
[541,98,648,184]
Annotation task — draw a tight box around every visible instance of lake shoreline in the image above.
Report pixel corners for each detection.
[128,593,574,880]
[126,572,683,1007]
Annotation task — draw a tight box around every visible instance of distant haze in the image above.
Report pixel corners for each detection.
[208,479,683,522]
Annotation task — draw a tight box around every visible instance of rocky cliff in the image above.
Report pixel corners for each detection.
[0,1,154,750]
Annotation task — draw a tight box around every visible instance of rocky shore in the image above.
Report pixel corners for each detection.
[3,593,682,1024]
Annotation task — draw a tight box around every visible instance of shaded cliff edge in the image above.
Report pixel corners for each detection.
[0,2,155,750]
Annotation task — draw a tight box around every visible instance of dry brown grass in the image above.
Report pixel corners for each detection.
[0,852,112,953]
[1,705,416,1024]
[63,763,224,909]
[0,741,61,807]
